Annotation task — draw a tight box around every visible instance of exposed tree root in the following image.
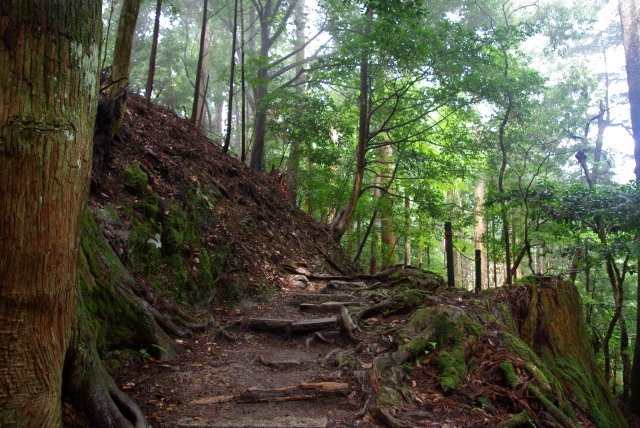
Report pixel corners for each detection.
[192,382,349,405]
[340,305,361,342]
[370,406,411,428]
[65,284,149,428]
[495,411,533,428]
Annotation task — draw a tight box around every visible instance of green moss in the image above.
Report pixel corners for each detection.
[377,385,403,407]
[168,254,188,287]
[139,192,160,219]
[124,164,148,193]
[499,361,519,388]
[465,319,484,338]
[437,345,466,393]
[103,203,120,223]
[400,307,434,339]
[128,219,161,275]
[405,336,429,357]
[122,199,134,218]
[431,309,463,347]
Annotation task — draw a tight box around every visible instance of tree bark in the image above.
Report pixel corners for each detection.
[223,0,239,153]
[330,9,372,238]
[0,1,101,424]
[191,0,210,128]
[109,0,142,135]
[145,0,163,107]
[404,193,411,266]
[474,180,487,289]
[619,0,640,413]
[249,0,303,171]
[380,143,396,267]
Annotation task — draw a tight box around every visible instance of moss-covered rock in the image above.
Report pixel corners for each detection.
[123,164,148,193]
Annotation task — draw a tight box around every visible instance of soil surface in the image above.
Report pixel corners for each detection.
[117,284,364,428]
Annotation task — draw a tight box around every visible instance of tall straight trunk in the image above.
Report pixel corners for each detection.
[370,175,381,274]
[145,0,162,106]
[191,0,209,127]
[404,193,411,266]
[329,8,372,239]
[0,1,101,424]
[498,94,513,285]
[109,0,142,136]
[223,0,239,152]
[380,143,396,267]
[240,0,247,162]
[474,180,487,289]
[619,0,640,413]
[111,0,142,87]
[285,0,307,201]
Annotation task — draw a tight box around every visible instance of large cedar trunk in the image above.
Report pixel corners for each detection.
[511,279,627,428]
[618,0,640,413]
[0,1,101,425]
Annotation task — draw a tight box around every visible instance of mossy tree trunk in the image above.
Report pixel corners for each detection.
[511,280,627,428]
[0,1,101,425]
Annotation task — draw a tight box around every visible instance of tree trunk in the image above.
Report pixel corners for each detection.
[145,0,162,106]
[223,0,239,153]
[0,1,101,424]
[109,0,142,135]
[511,279,627,428]
[498,94,513,285]
[370,175,381,274]
[380,143,396,268]
[285,0,307,200]
[191,0,209,128]
[474,180,487,289]
[329,9,372,239]
[404,193,411,266]
[619,0,640,413]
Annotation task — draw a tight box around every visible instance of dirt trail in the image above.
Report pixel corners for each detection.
[120,281,373,428]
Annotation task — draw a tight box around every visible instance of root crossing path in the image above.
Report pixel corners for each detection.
[121,274,384,428]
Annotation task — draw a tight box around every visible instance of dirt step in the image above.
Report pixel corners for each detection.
[235,317,339,333]
[174,415,329,428]
[289,294,361,305]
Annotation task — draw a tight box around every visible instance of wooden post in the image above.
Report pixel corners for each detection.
[475,249,482,293]
[445,222,454,288]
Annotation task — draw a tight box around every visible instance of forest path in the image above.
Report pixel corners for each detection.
[121,281,373,428]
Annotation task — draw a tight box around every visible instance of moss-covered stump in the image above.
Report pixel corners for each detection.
[507,279,627,428]
[80,208,182,360]
[353,282,625,428]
